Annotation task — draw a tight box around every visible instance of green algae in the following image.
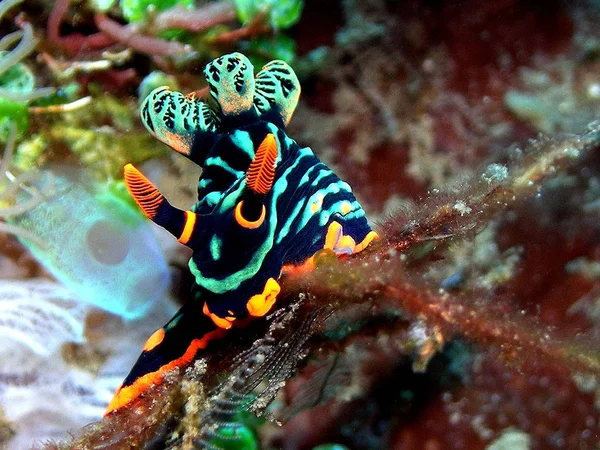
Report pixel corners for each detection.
[0,50,34,142]
[47,93,167,179]
[120,0,194,22]
[210,425,259,450]
[233,0,303,30]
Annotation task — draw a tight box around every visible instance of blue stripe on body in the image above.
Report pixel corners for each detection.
[189,146,315,293]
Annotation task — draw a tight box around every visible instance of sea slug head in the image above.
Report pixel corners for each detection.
[123,130,280,290]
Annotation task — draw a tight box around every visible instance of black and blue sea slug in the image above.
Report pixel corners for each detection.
[107,53,378,413]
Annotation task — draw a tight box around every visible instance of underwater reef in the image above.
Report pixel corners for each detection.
[1,0,600,449]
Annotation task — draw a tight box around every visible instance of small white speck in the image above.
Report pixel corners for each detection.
[588,83,600,99]
[453,201,472,216]
[563,147,580,159]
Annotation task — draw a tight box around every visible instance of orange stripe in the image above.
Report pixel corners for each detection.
[178,210,196,244]
[246,133,277,194]
[354,231,379,253]
[105,328,226,415]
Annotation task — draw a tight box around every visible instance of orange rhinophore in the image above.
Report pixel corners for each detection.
[246,133,277,195]
[124,164,164,220]
[124,164,197,245]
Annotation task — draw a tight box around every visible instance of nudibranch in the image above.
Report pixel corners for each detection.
[106,53,378,413]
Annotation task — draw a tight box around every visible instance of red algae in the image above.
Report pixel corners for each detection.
[389,349,600,450]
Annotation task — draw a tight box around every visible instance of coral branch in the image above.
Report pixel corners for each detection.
[28,96,91,113]
[46,0,69,42]
[94,14,194,57]
[210,14,269,44]
[383,283,598,373]
[153,3,237,32]
[0,0,22,22]
[46,0,115,54]
[291,255,600,372]
[382,127,600,253]
[0,87,55,102]
[0,30,22,52]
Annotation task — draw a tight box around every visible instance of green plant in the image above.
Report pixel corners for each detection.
[120,0,194,22]
[233,0,303,30]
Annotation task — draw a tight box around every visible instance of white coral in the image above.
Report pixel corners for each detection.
[0,279,87,357]
[0,278,174,449]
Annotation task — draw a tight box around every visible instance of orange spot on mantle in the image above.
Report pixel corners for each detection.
[246,278,281,317]
[282,226,378,276]
[142,328,165,352]
[203,302,236,329]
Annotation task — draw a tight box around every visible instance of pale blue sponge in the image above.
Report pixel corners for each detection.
[9,170,170,319]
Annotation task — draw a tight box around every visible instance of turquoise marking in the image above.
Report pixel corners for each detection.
[310,168,334,187]
[204,156,245,178]
[188,148,313,293]
[210,235,222,260]
[229,130,255,159]
[297,181,352,230]
[198,178,210,189]
[339,209,367,220]
[332,200,365,218]
[217,179,246,213]
[331,199,362,216]
[276,200,305,244]
[298,163,322,188]
[283,133,297,151]
[266,122,284,164]
[165,312,183,331]
[319,205,366,227]
[204,191,222,207]
[278,156,340,243]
